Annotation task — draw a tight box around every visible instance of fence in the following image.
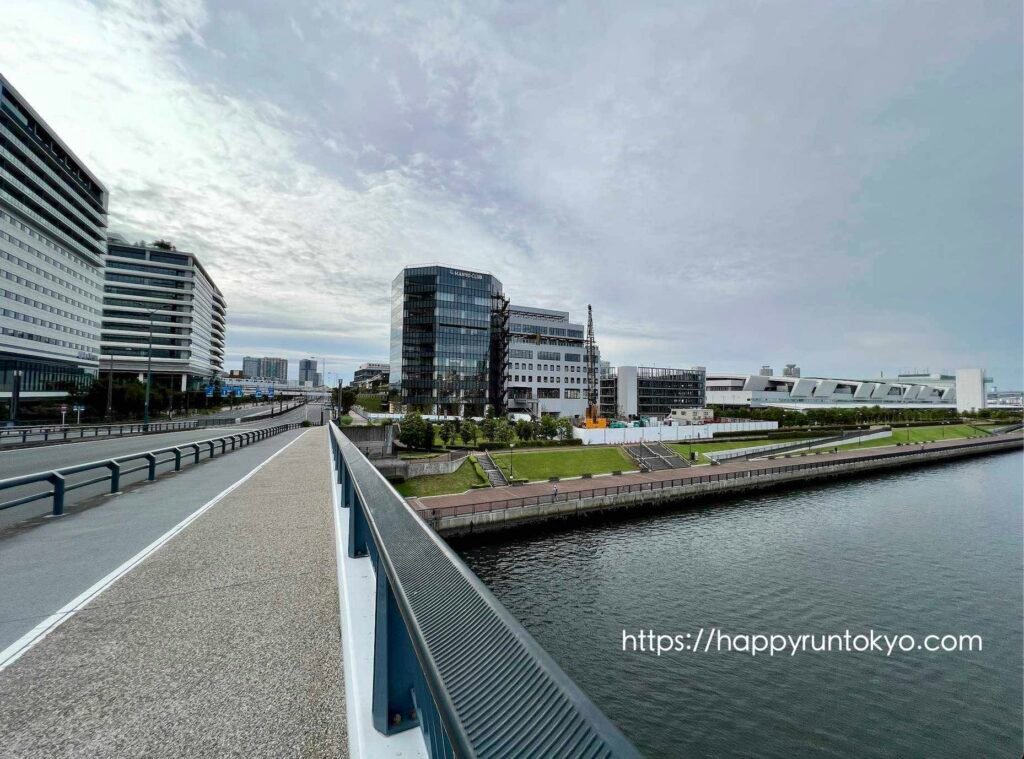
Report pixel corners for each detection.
[329,422,639,758]
[0,423,303,517]
[572,420,778,446]
[422,435,1022,520]
[0,400,307,446]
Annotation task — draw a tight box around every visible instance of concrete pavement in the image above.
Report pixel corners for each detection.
[0,428,348,758]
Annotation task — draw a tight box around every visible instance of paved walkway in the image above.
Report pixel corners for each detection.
[415,433,1024,514]
[0,429,348,758]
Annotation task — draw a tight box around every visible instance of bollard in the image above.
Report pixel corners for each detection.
[108,461,121,493]
[146,453,158,480]
[192,443,201,464]
[173,448,183,471]
[50,472,66,516]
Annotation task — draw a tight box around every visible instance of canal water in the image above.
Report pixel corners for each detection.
[457,452,1023,757]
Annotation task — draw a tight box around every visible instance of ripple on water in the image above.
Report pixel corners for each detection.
[458,452,1023,758]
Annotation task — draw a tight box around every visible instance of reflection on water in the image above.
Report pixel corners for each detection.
[458,452,1023,757]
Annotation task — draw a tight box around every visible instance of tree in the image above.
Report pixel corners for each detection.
[422,420,435,451]
[556,417,574,441]
[440,422,455,448]
[493,418,514,445]
[480,417,497,442]
[151,239,176,250]
[515,419,534,442]
[340,388,357,413]
[539,415,559,440]
[461,419,480,448]
[399,412,428,450]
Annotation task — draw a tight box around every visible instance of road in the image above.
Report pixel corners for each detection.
[0,426,314,657]
[0,403,327,527]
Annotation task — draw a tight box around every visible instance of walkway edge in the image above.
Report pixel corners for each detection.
[328,428,428,759]
[0,428,311,673]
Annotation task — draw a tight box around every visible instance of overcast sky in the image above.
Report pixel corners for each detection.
[1,1,1020,387]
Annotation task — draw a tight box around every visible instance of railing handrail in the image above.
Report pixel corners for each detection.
[424,434,1022,519]
[330,422,640,758]
[0,423,304,515]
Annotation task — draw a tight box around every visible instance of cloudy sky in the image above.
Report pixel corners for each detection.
[1,0,1020,386]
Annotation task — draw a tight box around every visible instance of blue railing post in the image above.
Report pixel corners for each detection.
[348,489,369,558]
[50,472,65,516]
[372,569,421,735]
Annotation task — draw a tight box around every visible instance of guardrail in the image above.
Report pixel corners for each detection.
[329,423,639,758]
[422,435,1023,520]
[0,401,307,446]
[0,423,303,517]
[709,427,893,462]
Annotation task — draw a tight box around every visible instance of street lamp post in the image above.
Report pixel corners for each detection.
[8,368,22,426]
[105,352,115,420]
[142,308,159,430]
[509,441,514,480]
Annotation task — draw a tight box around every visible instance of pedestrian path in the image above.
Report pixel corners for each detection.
[0,429,348,758]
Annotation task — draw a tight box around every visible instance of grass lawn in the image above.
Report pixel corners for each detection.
[490,447,633,481]
[667,438,808,464]
[393,459,486,498]
[820,424,992,454]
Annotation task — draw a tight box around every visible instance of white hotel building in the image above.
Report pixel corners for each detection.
[101,234,226,391]
[1,73,108,401]
[705,370,989,413]
[505,304,597,419]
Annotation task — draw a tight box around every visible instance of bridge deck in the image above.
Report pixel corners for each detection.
[0,429,348,758]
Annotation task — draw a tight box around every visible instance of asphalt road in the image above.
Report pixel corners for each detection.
[0,404,327,527]
[0,427,312,656]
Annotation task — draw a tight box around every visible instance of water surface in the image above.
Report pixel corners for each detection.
[458,452,1023,757]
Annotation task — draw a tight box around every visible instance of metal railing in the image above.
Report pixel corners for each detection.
[0,423,303,517]
[0,401,307,446]
[422,434,1023,520]
[329,423,639,758]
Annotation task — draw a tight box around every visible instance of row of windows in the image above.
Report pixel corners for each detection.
[0,358,96,392]
[1,287,100,329]
[106,271,187,289]
[106,259,191,278]
[105,298,185,313]
[509,349,533,359]
[1,325,96,357]
[510,323,585,339]
[1,306,99,341]
[104,285,187,301]
[511,362,587,374]
[537,350,561,361]
[510,374,588,386]
[102,334,189,346]
[1,266,101,318]
[0,222,103,302]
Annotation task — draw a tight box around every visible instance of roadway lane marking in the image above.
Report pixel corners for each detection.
[0,428,311,673]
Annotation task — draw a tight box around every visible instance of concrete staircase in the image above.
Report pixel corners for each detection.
[479,452,509,486]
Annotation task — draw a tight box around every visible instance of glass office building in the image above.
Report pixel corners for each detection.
[1,74,108,399]
[390,265,505,415]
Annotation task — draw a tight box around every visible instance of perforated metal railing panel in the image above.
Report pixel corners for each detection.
[334,428,640,759]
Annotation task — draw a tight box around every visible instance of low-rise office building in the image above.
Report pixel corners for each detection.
[600,365,706,420]
[1,73,108,401]
[101,235,226,390]
[705,370,990,413]
[505,304,598,419]
[353,361,389,387]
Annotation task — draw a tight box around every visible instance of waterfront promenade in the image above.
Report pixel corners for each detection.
[0,429,348,758]
[414,433,1024,534]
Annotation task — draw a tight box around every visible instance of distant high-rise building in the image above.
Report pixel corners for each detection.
[241,356,287,381]
[760,365,774,377]
[782,363,801,378]
[298,357,321,385]
[1,74,108,401]
[353,361,389,386]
